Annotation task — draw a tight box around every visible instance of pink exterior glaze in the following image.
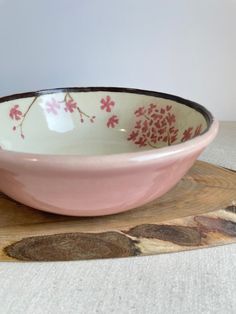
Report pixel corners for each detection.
[0,119,218,216]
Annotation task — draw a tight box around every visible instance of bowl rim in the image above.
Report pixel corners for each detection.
[0,86,218,168]
[0,86,213,126]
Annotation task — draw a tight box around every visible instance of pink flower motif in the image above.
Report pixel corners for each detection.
[142,120,149,133]
[170,134,177,143]
[128,130,139,141]
[181,127,193,142]
[169,127,178,135]
[147,103,157,114]
[46,98,60,115]
[151,127,156,134]
[107,115,119,128]
[151,133,158,143]
[9,105,22,120]
[194,124,202,137]
[135,106,146,117]
[135,120,142,129]
[100,96,115,112]
[166,112,176,126]
[135,137,147,147]
[161,119,167,127]
[64,99,77,113]
[128,103,179,148]
[154,120,161,129]
[151,113,162,120]
[149,119,154,126]
[158,127,167,135]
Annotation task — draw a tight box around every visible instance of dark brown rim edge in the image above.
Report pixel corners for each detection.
[0,86,214,133]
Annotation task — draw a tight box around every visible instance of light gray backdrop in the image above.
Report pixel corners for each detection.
[0,0,235,120]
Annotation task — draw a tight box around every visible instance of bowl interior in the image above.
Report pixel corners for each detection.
[0,88,210,155]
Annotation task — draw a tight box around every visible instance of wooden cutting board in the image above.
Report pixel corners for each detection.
[0,160,235,262]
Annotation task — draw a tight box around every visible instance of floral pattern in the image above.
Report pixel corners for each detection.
[9,105,23,120]
[46,98,60,115]
[128,103,203,148]
[194,124,202,137]
[9,92,96,139]
[181,127,193,142]
[100,95,120,129]
[64,99,77,113]
[128,103,179,147]
[8,94,204,145]
[100,95,115,112]
[107,115,119,128]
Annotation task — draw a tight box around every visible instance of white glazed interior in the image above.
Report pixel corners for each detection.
[0,89,209,155]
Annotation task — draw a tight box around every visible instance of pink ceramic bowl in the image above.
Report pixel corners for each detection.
[0,87,218,216]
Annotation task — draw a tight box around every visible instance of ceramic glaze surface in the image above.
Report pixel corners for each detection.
[1,89,207,155]
[0,87,218,216]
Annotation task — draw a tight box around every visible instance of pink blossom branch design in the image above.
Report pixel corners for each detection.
[9,92,96,139]
[10,96,38,139]
[61,92,96,123]
[46,98,60,115]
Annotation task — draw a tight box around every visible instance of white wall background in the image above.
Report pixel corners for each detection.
[0,0,235,120]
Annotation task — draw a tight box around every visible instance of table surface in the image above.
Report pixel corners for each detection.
[0,121,235,314]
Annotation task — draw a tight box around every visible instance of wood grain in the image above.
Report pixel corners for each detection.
[0,160,235,261]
